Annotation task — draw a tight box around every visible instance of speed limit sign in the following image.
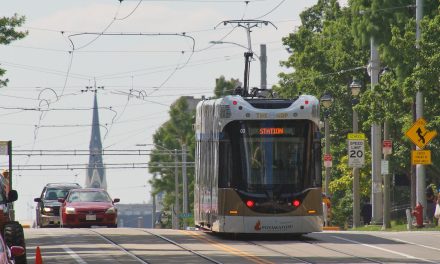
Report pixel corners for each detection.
[348,134,365,168]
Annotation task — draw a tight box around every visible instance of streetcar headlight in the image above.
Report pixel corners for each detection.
[105,207,116,214]
[65,207,76,214]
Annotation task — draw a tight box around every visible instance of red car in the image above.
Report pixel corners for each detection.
[0,234,24,264]
[59,188,119,228]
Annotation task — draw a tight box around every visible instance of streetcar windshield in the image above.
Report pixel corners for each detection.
[220,120,317,193]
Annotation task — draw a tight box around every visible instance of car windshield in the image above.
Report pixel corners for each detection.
[67,191,111,202]
[45,189,70,200]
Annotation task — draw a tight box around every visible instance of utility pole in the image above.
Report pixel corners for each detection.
[151,173,157,229]
[415,0,426,220]
[260,44,267,89]
[220,20,276,95]
[173,149,180,229]
[182,144,188,230]
[410,101,416,208]
[7,141,13,221]
[370,38,383,224]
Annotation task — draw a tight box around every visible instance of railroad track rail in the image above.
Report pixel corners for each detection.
[245,235,384,264]
[89,229,224,264]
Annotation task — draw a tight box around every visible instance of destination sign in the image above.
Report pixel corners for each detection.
[246,127,295,137]
[259,128,284,135]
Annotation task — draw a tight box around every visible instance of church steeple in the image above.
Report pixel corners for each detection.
[85,92,107,189]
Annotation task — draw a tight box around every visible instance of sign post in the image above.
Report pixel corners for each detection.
[405,118,437,220]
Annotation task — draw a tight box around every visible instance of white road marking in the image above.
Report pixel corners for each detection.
[332,235,436,263]
[392,238,440,252]
[62,245,87,264]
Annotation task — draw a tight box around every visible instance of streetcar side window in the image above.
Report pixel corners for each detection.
[218,135,233,188]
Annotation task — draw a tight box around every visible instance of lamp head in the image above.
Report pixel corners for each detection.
[350,79,362,96]
[320,93,333,108]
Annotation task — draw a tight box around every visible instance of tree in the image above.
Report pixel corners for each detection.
[277,0,371,226]
[0,14,27,87]
[277,0,440,226]
[148,97,196,228]
[148,76,240,228]
[214,75,240,98]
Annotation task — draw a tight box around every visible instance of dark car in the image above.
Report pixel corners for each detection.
[59,188,119,228]
[34,183,82,227]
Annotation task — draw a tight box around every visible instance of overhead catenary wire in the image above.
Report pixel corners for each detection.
[0,60,92,80]
[67,32,196,96]
[252,0,287,20]
[14,149,189,155]
[2,1,295,170]
[13,163,195,171]
[119,0,265,2]
[71,2,122,51]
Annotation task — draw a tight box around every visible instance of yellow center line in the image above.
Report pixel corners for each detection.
[181,230,274,264]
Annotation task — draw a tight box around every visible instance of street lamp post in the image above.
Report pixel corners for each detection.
[350,79,361,228]
[320,93,333,196]
[173,149,180,230]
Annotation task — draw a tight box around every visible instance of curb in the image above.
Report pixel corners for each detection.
[323,226,340,231]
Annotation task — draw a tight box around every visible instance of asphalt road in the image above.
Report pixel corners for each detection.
[24,228,440,264]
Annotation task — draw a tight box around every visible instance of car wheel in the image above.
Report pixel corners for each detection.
[38,217,45,228]
[4,221,27,264]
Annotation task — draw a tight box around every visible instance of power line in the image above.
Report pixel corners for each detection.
[67,32,195,52]
[252,0,287,19]
[120,0,265,2]
[0,60,91,80]
[71,2,122,51]
[13,162,195,171]
[13,149,189,155]
[116,0,144,21]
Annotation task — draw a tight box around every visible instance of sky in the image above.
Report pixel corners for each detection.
[0,0,347,222]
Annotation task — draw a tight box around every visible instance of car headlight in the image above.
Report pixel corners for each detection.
[43,207,53,213]
[105,207,116,214]
[65,207,76,214]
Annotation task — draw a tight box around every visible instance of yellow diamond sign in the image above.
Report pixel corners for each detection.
[405,118,437,149]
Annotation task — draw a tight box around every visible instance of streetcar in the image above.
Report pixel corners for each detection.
[194,93,323,234]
